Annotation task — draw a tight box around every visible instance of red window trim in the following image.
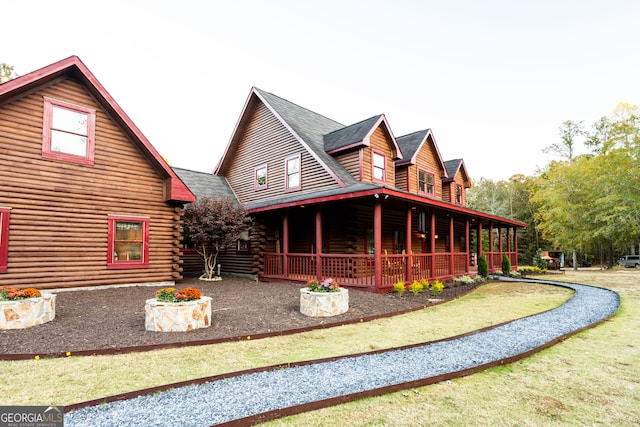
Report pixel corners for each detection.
[418,168,435,195]
[0,207,10,273]
[42,97,96,166]
[456,184,463,204]
[284,153,301,192]
[254,164,268,190]
[107,215,149,269]
[372,150,386,183]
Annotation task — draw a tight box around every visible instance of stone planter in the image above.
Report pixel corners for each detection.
[145,296,212,332]
[300,288,349,317]
[0,294,56,330]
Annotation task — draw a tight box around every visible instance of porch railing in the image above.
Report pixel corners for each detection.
[262,251,490,290]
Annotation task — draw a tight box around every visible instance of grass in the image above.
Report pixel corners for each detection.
[260,269,640,426]
[1,281,570,407]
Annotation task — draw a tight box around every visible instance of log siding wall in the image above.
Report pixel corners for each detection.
[0,78,183,289]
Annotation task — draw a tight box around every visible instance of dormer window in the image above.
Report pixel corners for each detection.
[42,97,96,165]
[372,151,386,183]
[456,184,463,204]
[418,169,435,195]
[285,154,301,191]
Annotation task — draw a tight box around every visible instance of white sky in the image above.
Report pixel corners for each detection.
[3,0,640,181]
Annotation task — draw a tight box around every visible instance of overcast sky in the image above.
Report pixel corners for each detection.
[4,0,640,181]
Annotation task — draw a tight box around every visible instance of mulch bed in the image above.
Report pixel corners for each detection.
[0,276,479,357]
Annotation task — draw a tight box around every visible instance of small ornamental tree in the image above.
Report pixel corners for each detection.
[502,253,512,275]
[533,248,547,271]
[478,255,488,278]
[183,197,251,280]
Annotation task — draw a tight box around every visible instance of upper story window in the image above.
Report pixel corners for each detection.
[455,184,463,204]
[0,207,10,273]
[372,151,386,183]
[42,98,96,165]
[107,215,149,269]
[285,154,301,191]
[255,164,268,190]
[418,169,435,195]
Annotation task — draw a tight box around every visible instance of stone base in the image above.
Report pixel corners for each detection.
[300,288,349,317]
[145,296,212,332]
[0,294,57,330]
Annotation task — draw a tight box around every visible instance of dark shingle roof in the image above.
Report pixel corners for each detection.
[172,167,235,200]
[396,130,429,164]
[323,115,383,152]
[443,159,463,179]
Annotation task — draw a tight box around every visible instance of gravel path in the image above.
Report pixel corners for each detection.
[64,279,620,426]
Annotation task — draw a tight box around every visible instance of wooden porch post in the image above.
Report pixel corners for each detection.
[374,200,383,291]
[477,222,483,262]
[465,219,470,274]
[449,216,455,275]
[430,211,436,278]
[283,213,289,278]
[315,207,323,281]
[488,223,494,270]
[507,227,512,252]
[406,208,413,283]
[514,228,519,268]
[499,226,503,254]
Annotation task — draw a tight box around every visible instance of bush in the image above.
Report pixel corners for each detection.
[409,280,423,295]
[393,281,406,296]
[502,253,511,275]
[533,249,547,271]
[478,255,488,278]
[430,279,444,296]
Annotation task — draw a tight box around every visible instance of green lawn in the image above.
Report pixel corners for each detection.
[2,271,637,426]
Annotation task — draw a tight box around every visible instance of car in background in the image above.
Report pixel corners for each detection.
[618,255,640,268]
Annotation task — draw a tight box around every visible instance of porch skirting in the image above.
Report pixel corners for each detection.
[300,288,349,317]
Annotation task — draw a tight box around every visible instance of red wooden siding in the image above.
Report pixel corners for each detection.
[0,79,183,289]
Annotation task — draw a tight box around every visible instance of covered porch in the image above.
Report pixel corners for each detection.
[252,188,524,293]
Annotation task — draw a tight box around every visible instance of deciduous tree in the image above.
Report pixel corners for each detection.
[183,197,251,280]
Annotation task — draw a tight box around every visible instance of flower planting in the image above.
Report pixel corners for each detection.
[306,278,340,293]
[0,286,41,301]
[155,287,202,303]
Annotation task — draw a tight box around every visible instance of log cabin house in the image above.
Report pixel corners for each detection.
[0,56,195,290]
[179,87,526,293]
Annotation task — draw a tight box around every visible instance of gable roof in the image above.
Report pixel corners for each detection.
[215,87,356,188]
[324,114,403,159]
[0,56,195,203]
[443,158,472,187]
[172,167,235,200]
[395,129,447,174]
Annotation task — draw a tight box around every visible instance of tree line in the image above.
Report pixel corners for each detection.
[468,102,640,269]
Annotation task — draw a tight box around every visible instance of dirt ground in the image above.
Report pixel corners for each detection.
[0,276,479,356]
